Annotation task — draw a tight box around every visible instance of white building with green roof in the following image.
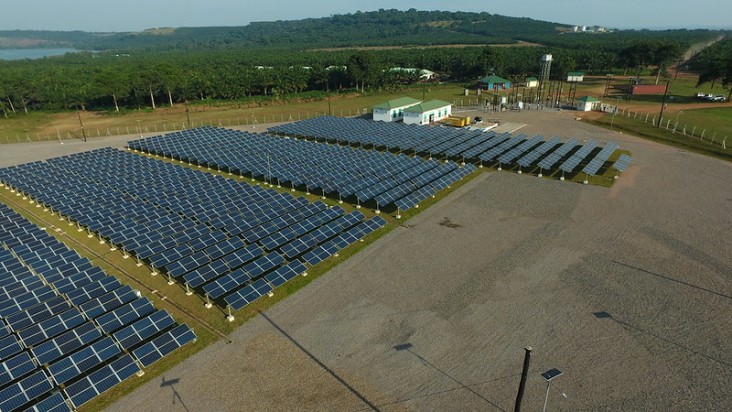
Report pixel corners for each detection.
[372,97,422,122]
[403,99,452,125]
[576,96,599,111]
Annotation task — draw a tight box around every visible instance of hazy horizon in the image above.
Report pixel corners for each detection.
[1,2,730,33]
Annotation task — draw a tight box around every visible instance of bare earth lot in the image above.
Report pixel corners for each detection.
[3,109,731,411]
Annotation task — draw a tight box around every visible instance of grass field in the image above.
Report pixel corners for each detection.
[0,84,471,142]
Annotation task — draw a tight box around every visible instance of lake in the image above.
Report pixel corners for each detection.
[0,48,81,60]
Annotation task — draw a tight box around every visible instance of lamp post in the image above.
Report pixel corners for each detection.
[541,368,563,412]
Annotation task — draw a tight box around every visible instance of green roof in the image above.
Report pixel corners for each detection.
[577,96,599,103]
[373,97,422,110]
[404,99,451,114]
[526,77,538,81]
[567,71,585,76]
[479,75,511,84]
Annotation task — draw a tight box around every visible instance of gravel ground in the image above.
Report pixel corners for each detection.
[3,109,730,411]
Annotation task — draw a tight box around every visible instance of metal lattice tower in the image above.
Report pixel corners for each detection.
[538,54,553,103]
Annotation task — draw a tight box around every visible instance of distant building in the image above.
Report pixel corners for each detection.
[389,67,436,81]
[567,72,585,82]
[576,96,600,111]
[403,99,452,125]
[631,84,667,95]
[478,75,511,91]
[525,77,539,88]
[372,97,422,122]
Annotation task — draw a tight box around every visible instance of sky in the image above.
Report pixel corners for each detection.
[1,0,730,33]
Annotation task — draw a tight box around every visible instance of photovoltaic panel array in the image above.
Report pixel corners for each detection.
[582,142,619,176]
[0,203,195,411]
[559,140,598,174]
[127,126,475,212]
[0,147,389,312]
[612,154,633,172]
[268,116,621,179]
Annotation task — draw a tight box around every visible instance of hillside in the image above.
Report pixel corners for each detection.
[0,9,571,51]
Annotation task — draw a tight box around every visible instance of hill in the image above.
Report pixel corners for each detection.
[0,9,571,51]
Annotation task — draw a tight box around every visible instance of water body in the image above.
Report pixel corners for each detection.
[0,48,80,60]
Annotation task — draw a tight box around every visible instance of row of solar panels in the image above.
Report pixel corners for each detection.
[127,126,477,210]
[268,116,632,178]
[0,203,196,412]
[0,148,390,310]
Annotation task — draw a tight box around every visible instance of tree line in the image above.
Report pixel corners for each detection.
[0,36,712,116]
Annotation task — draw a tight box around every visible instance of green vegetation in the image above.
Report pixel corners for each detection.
[590,111,731,161]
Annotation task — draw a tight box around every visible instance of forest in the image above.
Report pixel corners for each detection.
[0,9,728,115]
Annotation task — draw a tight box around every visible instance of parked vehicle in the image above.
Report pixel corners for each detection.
[711,94,726,102]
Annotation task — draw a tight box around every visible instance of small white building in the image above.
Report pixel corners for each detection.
[567,71,585,82]
[525,77,539,88]
[372,97,422,122]
[403,99,452,125]
[576,96,600,111]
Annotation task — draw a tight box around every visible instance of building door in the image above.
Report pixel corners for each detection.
[429,113,434,123]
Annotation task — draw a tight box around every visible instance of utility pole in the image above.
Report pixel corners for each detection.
[76,106,87,142]
[184,99,191,128]
[657,80,670,128]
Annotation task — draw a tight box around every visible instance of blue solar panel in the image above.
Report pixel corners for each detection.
[263,260,307,288]
[223,278,273,310]
[78,285,137,320]
[23,392,72,412]
[516,137,561,168]
[582,142,619,176]
[95,298,155,335]
[18,308,86,347]
[32,322,103,366]
[612,154,633,172]
[559,140,598,174]
[132,324,196,367]
[536,138,580,171]
[0,370,54,412]
[64,354,140,408]
[0,334,23,360]
[0,352,36,387]
[48,336,120,385]
[113,310,175,350]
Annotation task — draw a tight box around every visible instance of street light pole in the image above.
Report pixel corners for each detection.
[657,80,670,128]
[541,368,563,412]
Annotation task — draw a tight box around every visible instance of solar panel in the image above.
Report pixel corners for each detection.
[582,142,619,176]
[223,278,273,310]
[22,392,71,412]
[0,370,54,412]
[64,354,140,408]
[612,154,633,172]
[95,298,155,335]
[0,334,23,360]
[78,285,138,320]
[132,324,196,367]
[0,352,36,387]
[18,308,86,347]
[262,260,307,288]
[536,138,580,171]
[559,140,598,173]
[32,321,103,366]
[113,310,175,350]
[48,336,120,385]
[516,137,561,168]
